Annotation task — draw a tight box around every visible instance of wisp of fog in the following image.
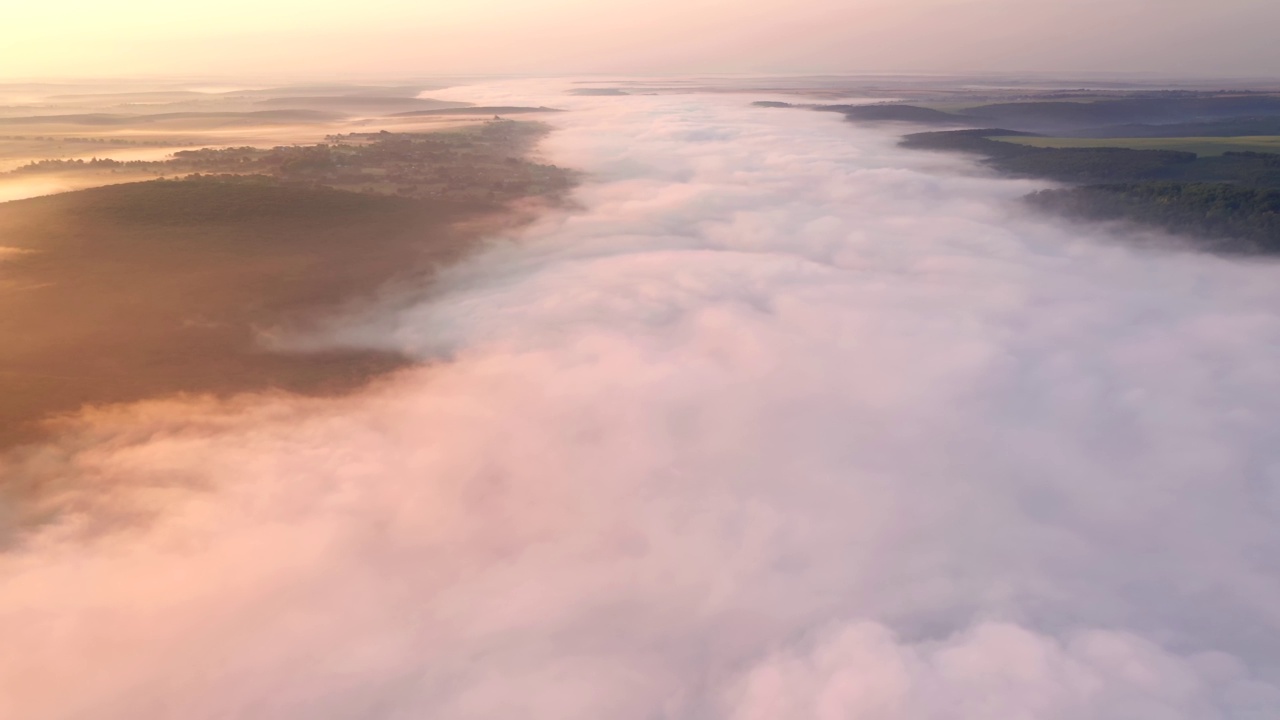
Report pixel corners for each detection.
[4,80,1280,719]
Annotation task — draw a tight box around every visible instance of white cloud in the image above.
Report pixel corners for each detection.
[727,622,1280,720]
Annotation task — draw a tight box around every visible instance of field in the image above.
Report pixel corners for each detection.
[993,135,1280,156]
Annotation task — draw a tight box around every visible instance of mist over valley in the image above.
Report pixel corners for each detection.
[3,22,1280,719]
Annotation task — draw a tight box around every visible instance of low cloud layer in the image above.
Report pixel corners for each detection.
[4,82,1280,719]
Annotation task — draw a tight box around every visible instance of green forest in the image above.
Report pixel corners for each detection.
[1026,183,1280,252]
[900,130,1280,187]
[774,91,1280,251]
[899,127,1280,251]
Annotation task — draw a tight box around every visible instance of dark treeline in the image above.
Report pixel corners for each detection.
[14,157,158,172]
[1070,116,1280,139]
[901,129,1280,250]
[1027,183,1280,252]
[900,130,1280,186]
[902,129,1280,187]
[796,93,1280,134]
[962,96,1280,133]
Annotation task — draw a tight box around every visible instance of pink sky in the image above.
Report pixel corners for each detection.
[4,0,1279,79]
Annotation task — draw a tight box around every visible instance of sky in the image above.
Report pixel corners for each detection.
[4,0,1280,79]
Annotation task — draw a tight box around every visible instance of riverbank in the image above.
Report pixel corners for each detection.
[0,126,576,450]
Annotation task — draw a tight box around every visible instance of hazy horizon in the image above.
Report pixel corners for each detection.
[5,0,1280,79]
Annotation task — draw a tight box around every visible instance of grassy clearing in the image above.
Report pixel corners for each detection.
[993,135,1280,156]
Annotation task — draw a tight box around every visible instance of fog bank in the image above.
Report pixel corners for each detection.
[4,82,1280,719]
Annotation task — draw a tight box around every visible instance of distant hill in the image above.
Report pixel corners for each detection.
[1069,116,1280,138]
[253,97,470,113]
[231,84,433,98]
[0,110,341,125]
[817,104,971,125]
[799,95,1280,134]
[901,129,1280,186]
[45,90,214,103]
[964,96,1280,133]
[391,106,563,117]
[568,88,630,96]
[784,90,1280,251]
